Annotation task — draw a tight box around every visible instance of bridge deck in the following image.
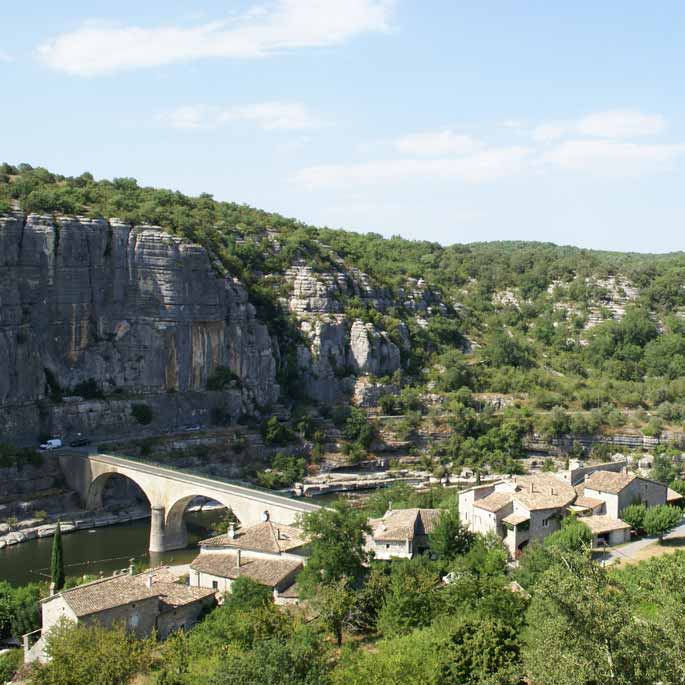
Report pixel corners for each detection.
[86,453,322,513]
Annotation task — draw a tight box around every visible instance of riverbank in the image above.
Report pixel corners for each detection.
[0,505,150,550]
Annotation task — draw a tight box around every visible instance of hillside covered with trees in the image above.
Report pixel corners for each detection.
[4,163,685,475]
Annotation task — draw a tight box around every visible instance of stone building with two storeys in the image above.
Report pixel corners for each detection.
[365,508,442,560]
[189,521,307,603]
[24,567,216,663]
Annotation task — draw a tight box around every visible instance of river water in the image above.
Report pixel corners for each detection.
[0,492,364,587]
[0,510,222,587]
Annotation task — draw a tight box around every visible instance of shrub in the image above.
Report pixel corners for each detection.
[621,503,647,532]
[131,403,153,425]
[207,366,241,391]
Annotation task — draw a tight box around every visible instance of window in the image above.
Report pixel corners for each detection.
[386,544,390,549]
[212,580,218,590]
[542,518,549,528]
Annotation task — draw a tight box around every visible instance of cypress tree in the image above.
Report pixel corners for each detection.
[50,520,65,592]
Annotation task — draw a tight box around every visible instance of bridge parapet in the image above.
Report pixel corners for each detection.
[59,452,321,552]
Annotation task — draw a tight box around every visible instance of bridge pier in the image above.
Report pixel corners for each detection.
[149,505,188,553]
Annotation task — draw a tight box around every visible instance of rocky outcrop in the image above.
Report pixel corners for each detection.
[349,321,400,376]
[353,378,399,408]
[0,213,278,440]
[285,264,413,401]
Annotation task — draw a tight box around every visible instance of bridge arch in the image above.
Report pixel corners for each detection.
[59,453,322,553]
[85,471,154,512]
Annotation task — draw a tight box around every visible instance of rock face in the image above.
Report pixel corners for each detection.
[285,264,408,402]
[0,213,278,440]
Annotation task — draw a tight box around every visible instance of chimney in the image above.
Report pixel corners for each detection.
[236,549,242,569]
[622,467,627,475]
[228,523,236,539]
[551,487,556,496]
[388,500,393,512]
[49,582,56,597]
[128,559,136,576]
[276,527,281,541]
[146,574,153,589]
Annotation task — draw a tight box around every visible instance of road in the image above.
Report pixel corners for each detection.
[599,519,685,565]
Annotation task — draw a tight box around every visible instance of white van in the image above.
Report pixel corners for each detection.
[39,438,63,450]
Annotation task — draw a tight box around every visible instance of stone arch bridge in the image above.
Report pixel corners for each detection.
[59,453,321,552]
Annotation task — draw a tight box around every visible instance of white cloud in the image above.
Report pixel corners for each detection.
[534,109,667,141]
[0,51,13,63]
[36,0,395,76]
[292,147,531,189]
[394,130,480,157]
[543,139,685,176]
[159,102,322,131]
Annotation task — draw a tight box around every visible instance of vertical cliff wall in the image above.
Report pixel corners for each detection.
[0,213,278,440]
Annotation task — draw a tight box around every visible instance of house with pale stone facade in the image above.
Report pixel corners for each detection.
[459,466,674,557]
[365,507,442,560]
[189,520,307,603]
[24,566,215,663]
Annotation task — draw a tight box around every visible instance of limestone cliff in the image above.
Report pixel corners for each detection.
[0,213,278,440]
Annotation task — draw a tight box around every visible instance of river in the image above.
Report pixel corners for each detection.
[0,510,223,587]
[0,492,367,587]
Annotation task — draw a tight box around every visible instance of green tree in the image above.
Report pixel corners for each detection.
[620,503,647,532]
[312,578,355,647]
[0,649,22,683]
[376,560,439,637]
[297,502,371,596]
[51,521,65,592]
[544,516,592,553]
[29,620,155,685]
[523,553,657,685]
[211,625,330,685]
[429,508,475,560]
[643,504,682,541]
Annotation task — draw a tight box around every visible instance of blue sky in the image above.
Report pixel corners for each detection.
[3,1,685,252]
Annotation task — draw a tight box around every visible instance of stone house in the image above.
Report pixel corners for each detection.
[365,508,442,560]
[25,566,215,663]
[460,467,674,556]
[581,470,667,519]
[459,474,577,559]
[189,521,307,602]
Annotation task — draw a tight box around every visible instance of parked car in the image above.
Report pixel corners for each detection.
[39,438,63,450]
[184,424,202,432]
[69,437,90,447]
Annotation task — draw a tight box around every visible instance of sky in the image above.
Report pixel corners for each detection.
[3,1,685,252]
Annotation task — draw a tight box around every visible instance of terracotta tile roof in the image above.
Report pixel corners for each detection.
[502,513,530,526]
[473,492,513,513]
[582,515,631,535]
[369,508,443,541]
[511,474,577,511]
[574,496,605,510]
[59,575,161,618]
[584,470,636,495]
[154,582,215,611]
[667,488,684,502]
[198,521,308,554]
[190,553,302,588]
[52,567,214,618]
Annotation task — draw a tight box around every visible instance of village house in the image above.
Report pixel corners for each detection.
[366,507,442,560]
[459,465,675,557]
[24,566,215,664]
[189,520,307,603]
